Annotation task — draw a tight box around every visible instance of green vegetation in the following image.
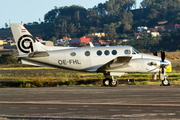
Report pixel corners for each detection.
[0,68,104,87]
[0,67,180,87]
[0,53,18,65]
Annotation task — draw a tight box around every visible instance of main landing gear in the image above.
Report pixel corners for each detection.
[103,76,118,87]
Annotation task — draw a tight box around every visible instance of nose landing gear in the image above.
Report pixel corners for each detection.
[160,70,170,86]
[162,79,170,86]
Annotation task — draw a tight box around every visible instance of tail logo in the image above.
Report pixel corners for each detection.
[18,35,36,53]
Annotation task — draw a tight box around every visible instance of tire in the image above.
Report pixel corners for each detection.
[162,79,170,86]
[103,78,110,86]
[109,79,118,87]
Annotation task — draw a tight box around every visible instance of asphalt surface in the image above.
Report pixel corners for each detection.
[0,85,180,120]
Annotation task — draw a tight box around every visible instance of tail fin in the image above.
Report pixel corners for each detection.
[10,23,46,55]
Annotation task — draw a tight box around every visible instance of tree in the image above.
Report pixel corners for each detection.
[104,23,118,40]
[0,54,18,65]
[50,37,57,45]
[5,23,8,28]
[123,23,132,33]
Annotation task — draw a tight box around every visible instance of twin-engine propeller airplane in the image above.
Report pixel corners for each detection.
[10,23,172,87]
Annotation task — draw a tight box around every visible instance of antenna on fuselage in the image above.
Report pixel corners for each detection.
[89,42,94,47]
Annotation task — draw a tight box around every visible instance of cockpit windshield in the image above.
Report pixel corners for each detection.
[132,48,140,54]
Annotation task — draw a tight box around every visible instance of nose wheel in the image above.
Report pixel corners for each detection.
[161,78,170,86]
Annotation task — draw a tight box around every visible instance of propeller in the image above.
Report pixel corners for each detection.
[152,51,166,78]
[160,51,165,74]
[161,51,165,62]
[152,51,170,85]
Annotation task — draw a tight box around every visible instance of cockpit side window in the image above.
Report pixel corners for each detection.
[133,48,140,54]
[132,50,136,54]
[124,49,131,54]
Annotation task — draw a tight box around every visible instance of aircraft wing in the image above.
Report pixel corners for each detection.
[97,56,132,72]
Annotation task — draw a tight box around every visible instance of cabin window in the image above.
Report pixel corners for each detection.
[97,50,102,56]
[104,50,110,56]
[124,49,131,54]
[85,51,90,56]
[112,50,117,55]
[70,52,76,56]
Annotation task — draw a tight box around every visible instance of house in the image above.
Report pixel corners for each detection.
[98,40,108,45]
[151,32,160,37]
[40,41,54,46]
[35,37,54,46]
[87,33,106,38]
[71,36,91,46]
[56,37,71,45]
[0,40,3,45]
[0,40,4,49]
[134,32,151,39]
[3,42,16,49]
[154,26,165,31]
[165,24,180,31]
[35,37,43,41]
[148,24,180,32]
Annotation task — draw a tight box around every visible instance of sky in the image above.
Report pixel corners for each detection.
[0,0,142,28]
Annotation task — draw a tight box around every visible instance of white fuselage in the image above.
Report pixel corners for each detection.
[24,46,171,74]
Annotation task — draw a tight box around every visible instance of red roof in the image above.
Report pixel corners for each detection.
[79,37,90,44]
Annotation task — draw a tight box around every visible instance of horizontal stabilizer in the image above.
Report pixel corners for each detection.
[28,51,49,58]
[16,51,49,58]
[16,54,29,58]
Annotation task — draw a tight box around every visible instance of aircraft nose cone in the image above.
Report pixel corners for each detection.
[166,59,171,66]
[160,60,171,67]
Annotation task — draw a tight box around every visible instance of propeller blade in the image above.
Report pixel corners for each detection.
[161,51,165,62]
[162,67,164,74]
[153,51,158,56]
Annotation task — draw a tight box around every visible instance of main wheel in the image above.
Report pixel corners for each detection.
[109,79,118,87]
[103,78,110,86]
[162,79,170,86]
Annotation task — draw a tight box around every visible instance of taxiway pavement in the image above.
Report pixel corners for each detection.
[0,85,180,119]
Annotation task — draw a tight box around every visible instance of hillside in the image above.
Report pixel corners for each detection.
[166,52,180,61]
[148,51,180,67]
[165,52,180,67]
[1,0,180,52]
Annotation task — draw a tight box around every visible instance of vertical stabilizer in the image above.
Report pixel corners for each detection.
[10,23,45,55]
